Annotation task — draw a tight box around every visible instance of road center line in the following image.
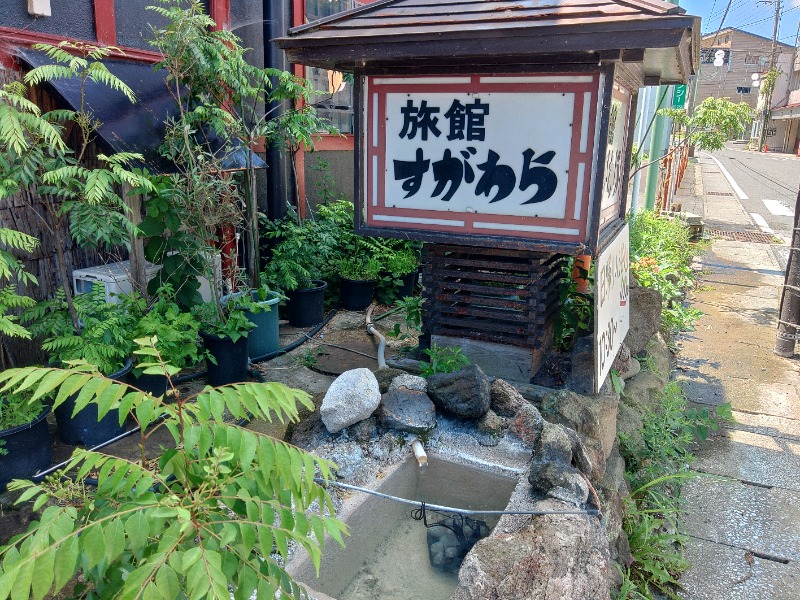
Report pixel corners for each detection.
[704,153,749,200]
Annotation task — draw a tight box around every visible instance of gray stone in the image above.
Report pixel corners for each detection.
[388,373,427,393]
[616,401,644,448]
[596,444,630,566]
[373,367,406,394]
[528,461,590,506]
[476,409,509,436]
[624,285,662,356]
[347,416,378,442]
[326,442,366,482]
[645,333,671,382]
[320,368,381,433]
[509,403,545,448]
[620,370,664,412]
[490,378,527,417]
[566,334,597,395]
[558,424,594,477]
[565,335,615,396]
[427,364,491,419]
[537,421,573,463]
[452,498,611,600]
[379,388,437,434]
[541,390,618,481]
[611,343,640,381]
[680,536,800,600]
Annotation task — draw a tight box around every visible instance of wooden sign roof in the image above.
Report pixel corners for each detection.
[275,0,699,84]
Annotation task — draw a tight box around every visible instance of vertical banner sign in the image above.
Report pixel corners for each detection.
[672,84,687,108]
[598,82,632,229]
[361,74,601,245]
[594,223,630,392]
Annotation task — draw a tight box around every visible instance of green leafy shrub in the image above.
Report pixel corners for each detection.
[126,286,206,376]
[553,256,593,351]
[386,296,424,341]
[420,344,470,377]
[617,381,733,598]
[628,211,704,337]
[22,284,135,375]
[337,255,382,281]
[0,339,347,599]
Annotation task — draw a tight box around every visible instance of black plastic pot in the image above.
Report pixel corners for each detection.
[340,278,375,311]
[55,359,132,447]
[397,271,418,299]
[0,406,53,491]
[129,372,169,398]
[286,280,327,327]
[200,330,249,387]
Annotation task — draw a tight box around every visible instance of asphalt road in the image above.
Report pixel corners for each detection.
[703,143,799,269]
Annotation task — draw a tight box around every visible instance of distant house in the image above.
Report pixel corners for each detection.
[695,27,795,149]
[695,27,794,114]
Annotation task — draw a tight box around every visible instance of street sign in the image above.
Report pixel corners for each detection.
[594,224,630,392]
[672,84,687,108]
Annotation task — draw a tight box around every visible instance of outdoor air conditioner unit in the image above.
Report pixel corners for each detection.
[72,260,162,303]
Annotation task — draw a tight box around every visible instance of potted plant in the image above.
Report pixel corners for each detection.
[0,390,52,491]
[261,209,334,327]
[23,285,135,446]
[337,254,382,311]
[246,282,284,359]
[192,297,255,386]
[0,336,346,598]
[126,286,205,396]
[384,247,421,300]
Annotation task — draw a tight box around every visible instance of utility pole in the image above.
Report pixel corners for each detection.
[758,0,781,153]
[775,185,800,357]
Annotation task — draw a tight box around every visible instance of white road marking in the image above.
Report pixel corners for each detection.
[704,153,749,200]
[762,199,794,217]
[750,212,775,234]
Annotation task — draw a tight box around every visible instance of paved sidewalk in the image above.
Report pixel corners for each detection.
[672,157,800,598]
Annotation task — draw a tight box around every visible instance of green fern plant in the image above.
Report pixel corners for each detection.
[22,284,135,374]
[0,227,38,358]
[0,338,346,599]
[0,40,152,330]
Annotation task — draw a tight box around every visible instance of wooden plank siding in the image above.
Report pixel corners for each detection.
[696,28,795,112]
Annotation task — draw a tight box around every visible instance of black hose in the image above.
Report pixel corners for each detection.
[248,310,337,363]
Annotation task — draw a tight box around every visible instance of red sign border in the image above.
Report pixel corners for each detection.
[363,73,600,244]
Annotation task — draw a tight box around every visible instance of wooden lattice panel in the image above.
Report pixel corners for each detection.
[422,245,564,349]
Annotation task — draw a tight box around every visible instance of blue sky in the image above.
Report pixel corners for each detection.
[680,0,800,46]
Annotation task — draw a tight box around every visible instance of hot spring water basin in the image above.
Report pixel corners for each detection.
[289,456,518,600]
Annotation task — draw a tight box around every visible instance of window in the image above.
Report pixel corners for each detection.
[701,47,730,65]
[303,0,364,133]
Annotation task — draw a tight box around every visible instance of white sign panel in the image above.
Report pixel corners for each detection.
[384,91,574,219]
[594,224,630,392]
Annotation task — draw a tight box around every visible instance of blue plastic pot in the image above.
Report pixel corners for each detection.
[246,290,282,358]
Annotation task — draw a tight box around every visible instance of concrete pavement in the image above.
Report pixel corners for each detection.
[671,155,800,598]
